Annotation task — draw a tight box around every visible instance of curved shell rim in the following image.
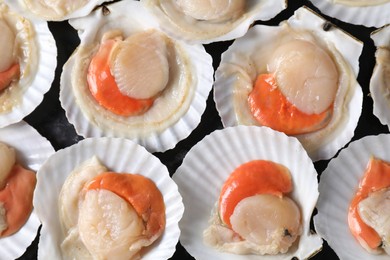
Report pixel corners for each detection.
[370,25,390,131]
[314,133,390,260]
[213,6,363,161]
[34,136,184,260]
[311,0,390,27]
[0,13,57,128]
[140,0,287,44]
[173,125,322,260]
[60,1,214,153]
[3,0,114,21]
[0,120,55,260]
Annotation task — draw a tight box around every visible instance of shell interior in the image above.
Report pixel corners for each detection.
[0,3,57,128]
[34,137,184,260]
[213,6,363,161]
[60,0,213,153]
[0,121,55,259]
[173,125,322,260]
[3,0,113,21]
[370,25,390,130]
[311,0,390,27]
[314,134,390,260]
[141,0,287,44]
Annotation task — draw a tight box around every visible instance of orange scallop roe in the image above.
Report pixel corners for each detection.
[0,164,36,237]
[348,157,390,251]
[87,39,154,116]
[218,160,292,228]
[85,172,165,240]
[248,74,333,135]
[0,63,20,92]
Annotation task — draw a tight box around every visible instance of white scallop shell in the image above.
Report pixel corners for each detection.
[0,121,55,260]
[370,25,390,130]
[173,126,322,260]
[34,137,184,260]
[60,1,213,153]
[310,0,390,27]
[214,6,363,161]
[3,0,112,21]
[141,0,287,44]
[0,3,57,128]
[314,134,390,260]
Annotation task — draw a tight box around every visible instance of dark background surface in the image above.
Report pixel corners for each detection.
[15,0,388,259]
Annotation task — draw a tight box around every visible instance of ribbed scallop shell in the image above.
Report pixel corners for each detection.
[60,1,213,153]
[370,25,390,130]
[173,125,322,260]
[314,134,390,260]
[213,6,363,161]
[0,121,55,260]
[3,0,112,21]
[310,0,390,27]
[0,3,57,128]
[141,0,287,44]
[34,137,184,260]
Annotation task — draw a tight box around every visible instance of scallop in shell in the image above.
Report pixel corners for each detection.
[213,6,363,161]
[60,1,213,152]
[3,0,112,21]
[0,2,56,128]
[310,0,390,27]
[370,25,390,130]
[173,126,322,259]
[314,134,390,259]
[141,0,287,44]
[0,121,55,260]
[34,137,184,259]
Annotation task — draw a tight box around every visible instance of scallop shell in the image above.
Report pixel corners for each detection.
[370,25,390,130]
[60,1,213,153]
[314,134,390,260]
[34,137,184,260]
[0,3,57,128]
[3,0,112,21]
[173,125,322,260]
[141,0,287,44]
[213,6,363,161]
[310,0,390,27]
[0,121,55,259]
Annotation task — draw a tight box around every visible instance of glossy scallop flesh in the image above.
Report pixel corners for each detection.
[173,126,322,260]
[141,0,287,44]
[0,121,54,260]
[34,137,184,260]
[4,0,112,21]
[0,3,57,128]
[60,0,214,152]
[213,6,363,161]
[314,134,390,260]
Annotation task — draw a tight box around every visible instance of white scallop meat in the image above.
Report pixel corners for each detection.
[4,0,113,21]
[60,1,213,152]
[141,0,287,44]
[214,6,363,161]
[0,121,55,260]
[173,126,322,259]
[314,134,390,260]
[34,137,184,260]
[0,2,57,128]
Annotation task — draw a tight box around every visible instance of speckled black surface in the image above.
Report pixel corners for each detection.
[14,0,389,259]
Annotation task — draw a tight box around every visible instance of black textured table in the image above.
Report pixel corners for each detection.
[18,0,388,259]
